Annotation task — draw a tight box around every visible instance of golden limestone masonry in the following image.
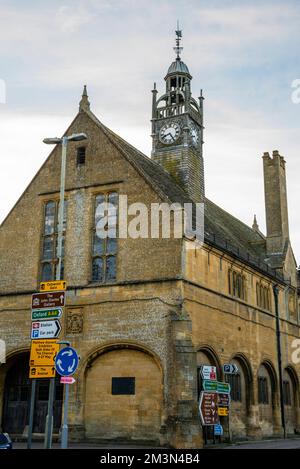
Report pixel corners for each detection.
[0,29,299,448]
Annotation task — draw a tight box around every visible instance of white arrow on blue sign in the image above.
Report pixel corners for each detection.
[223,363,239,374]
[55,347,79,376]
[214,424,224,436]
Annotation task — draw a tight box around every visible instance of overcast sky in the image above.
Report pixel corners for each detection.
[0,0,299,262]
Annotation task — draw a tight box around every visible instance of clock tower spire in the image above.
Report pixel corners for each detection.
[151,26,205,203]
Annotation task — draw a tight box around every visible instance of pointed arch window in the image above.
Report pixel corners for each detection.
[228,269,247,301]
[40,200,67,281]
[256,282,271,311]
[91,192,118,283]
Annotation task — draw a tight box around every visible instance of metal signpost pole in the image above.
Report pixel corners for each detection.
[61,383,69,449]
[44,136,67,449]
[27,379,36,449]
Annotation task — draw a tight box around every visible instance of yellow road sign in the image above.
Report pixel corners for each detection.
[30,366,56,379]
[218,407,229,416]
[30,339,59,367]
[40,280,66,292]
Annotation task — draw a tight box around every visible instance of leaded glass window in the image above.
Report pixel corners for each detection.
[40,200,67,281]
[92,192,118,283]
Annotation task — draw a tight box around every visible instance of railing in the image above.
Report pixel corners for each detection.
[204,230,285,282]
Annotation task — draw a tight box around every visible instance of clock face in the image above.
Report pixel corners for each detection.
[159,122,181,144]
[190,124,199,147]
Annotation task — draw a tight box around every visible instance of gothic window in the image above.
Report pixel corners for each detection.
[228,269,247,301]
[256,282,271,311]
[288,291,297,321]
[283,380,292,406]
[258,376,269,404]
[40,200,67,281]
[92,192,118,283]
[76,147,86,166]
[226,373,242,402]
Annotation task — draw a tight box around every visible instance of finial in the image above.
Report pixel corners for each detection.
[252,214,259,231]
[174,21,183,60]
[79,84,90,111]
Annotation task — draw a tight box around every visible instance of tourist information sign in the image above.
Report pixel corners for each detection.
[199,391,219,425]
[32,291,65,310]
[40,280,66,292]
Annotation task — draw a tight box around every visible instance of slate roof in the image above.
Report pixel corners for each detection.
[86,109,283,281]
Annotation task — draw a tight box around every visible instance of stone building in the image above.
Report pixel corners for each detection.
[0,30,299,448]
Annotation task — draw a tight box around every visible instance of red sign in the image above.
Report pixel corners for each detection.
[199,391,219,426]
[32,291,65,310]
[60,376,76,384]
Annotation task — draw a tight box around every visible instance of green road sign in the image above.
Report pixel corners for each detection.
[217,382,230,393]
[203,380,231,394]
[203,380,218,391]
[31,308,63,321]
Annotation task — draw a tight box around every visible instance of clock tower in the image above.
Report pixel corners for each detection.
[151,26,204,203]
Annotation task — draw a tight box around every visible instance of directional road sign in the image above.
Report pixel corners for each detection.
[60,376,76,384]
[199,391,219,426]
[200,365,217,381]
[218,393,231,407]
[203,380,218,392]
[214,424,224,436]
[202,380,231,394]
[29,339,59,367]
[30,366,56,379]
[31,320,61,340]
[32,291,65,310]
[223,363,239,374]
[55,347,79,377]
[31,308,63,321]
[40,280,66,292]
[217,382,231,393]
[218,407,229,417]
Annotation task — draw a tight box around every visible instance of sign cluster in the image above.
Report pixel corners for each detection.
[29,281,66,379]
[199,363,239,434]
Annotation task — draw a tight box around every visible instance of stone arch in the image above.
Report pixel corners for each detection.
[230,353,253,410]
[196,345,222,444]
[227,353,253,440]
[0,350,29,432]
[257,360,278,436]
[283,365,299,433]
[82,341,164,443]
[1,349,63,435]
[82,340,164,377]
[196,344,222,379]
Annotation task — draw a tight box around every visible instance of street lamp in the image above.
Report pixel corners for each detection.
[43,133,87,281]
[42,132,87,449]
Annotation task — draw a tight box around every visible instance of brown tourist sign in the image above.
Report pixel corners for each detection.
[32,291,65,310]
[199,391,219,426]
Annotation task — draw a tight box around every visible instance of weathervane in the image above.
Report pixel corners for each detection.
[174,20,183,60]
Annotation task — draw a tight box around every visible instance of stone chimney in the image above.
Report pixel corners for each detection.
[263,150,290,255]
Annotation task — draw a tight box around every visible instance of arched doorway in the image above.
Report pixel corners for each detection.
[257,362,277,436]
[84,346,163,442]
[283,367,299,434]
[2,353,63,434]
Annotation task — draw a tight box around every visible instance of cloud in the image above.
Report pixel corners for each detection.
[0,0,299,262]
[56,4,95,33]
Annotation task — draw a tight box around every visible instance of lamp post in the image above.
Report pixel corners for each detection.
[42,133,87,449]
[273,284,286,438]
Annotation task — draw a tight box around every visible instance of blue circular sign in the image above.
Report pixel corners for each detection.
[55,347,79,376]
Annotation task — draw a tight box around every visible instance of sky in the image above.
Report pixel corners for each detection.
[0,0,299,262]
